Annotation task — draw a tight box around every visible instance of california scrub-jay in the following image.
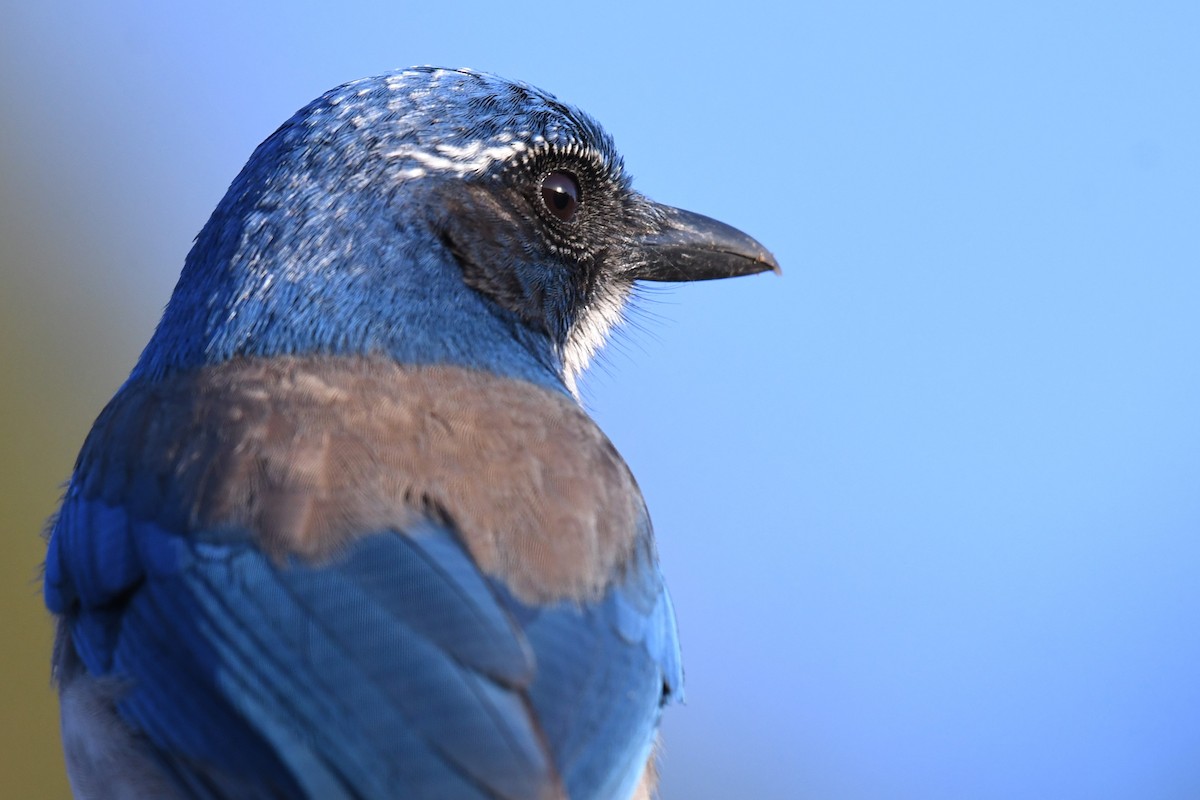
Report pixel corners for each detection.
[44,66,778,799]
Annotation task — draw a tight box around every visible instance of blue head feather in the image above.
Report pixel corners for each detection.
[134,67,637,394]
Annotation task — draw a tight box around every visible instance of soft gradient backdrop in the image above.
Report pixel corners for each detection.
[3,2,1197,798]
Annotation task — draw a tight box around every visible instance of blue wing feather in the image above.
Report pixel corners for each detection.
[47,491,680,799]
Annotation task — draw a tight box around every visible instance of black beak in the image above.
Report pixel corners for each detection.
[631,204,781,282]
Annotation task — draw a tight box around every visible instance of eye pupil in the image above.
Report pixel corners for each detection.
[540,170,580,221]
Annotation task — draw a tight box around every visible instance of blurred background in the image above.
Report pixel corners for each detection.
[3,2,1198,797]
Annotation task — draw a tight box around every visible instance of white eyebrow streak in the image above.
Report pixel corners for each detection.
[384,139,530,176]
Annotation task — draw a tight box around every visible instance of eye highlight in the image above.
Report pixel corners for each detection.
[540,170,580,222]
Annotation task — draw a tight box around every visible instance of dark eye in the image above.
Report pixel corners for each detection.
[540,170,580,222]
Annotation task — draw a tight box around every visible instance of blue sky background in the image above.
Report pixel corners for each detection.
[2,2,1198,797]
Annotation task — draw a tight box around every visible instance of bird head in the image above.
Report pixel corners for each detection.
[138,67,779,394]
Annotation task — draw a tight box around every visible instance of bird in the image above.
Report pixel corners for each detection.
[43,66,779,799]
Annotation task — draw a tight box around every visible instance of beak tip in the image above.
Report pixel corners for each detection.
[751,248,782,276]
